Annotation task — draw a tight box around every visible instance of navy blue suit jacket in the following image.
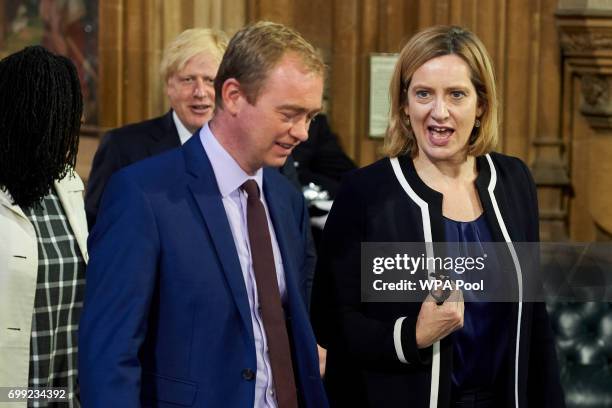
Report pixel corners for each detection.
[79,135,328,407]
[85,111,303,228]
[85,111,181,228]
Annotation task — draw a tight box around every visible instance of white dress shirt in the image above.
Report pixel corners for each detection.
[200,123,286,408]
[172,111,194,145]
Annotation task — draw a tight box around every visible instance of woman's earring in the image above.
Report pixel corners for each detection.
[469,119,481,145]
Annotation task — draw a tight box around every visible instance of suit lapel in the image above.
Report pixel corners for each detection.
[0,176,89,262]
[148,111,182,157]
[182,137,254,341]
[0,189,27,220]
[264,174,319,388]
[54,174,89,262]
[263,172,304,315]
[474,155,506,243]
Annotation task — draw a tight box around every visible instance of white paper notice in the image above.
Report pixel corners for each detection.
[369,54,399,138]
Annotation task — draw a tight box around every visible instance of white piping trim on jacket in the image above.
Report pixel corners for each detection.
[484,154,523,408]
[393,317,408,363]
[390,157,439,408]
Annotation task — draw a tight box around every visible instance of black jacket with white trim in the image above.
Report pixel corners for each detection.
[311,152,565,407]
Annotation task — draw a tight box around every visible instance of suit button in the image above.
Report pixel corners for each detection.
[242,368,255,381]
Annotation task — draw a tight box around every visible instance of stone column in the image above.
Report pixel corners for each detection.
[557,0,612,240]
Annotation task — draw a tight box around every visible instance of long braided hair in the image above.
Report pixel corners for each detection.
[0,46,82,209]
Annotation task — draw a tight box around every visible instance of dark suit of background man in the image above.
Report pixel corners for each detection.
[84,28,227,228]
[289,113,356,199]
[79,21,329,407]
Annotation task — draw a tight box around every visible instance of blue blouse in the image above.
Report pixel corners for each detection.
[444,213,511,391]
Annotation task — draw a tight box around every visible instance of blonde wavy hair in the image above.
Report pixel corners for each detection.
[160,28,228,83]
[382,25,499,158]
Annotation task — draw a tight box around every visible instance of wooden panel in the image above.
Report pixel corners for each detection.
[221,1,247,35]
[147,0,163,117]
[477,0,505,76]
[418,0,436,28]
[123,0,148,123]
[536,2,560,129]
[194,0,220,29]
[379,0,407,51]
[526,0,542,161]
[99,0,123,128]
[434,0,451,23]
[503,0,532,157]
[535,0,562,159]
[493,0,507,151]
[193,0,243,31]
[292,0,332,52]
[456,0,478,26]
[355,0,380,166]
[161,1,182,45]
[329,0,360,160]
[248,0,294,24]
[449,0,463,25]
[0,1,5,46]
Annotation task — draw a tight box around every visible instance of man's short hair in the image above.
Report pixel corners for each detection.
[160,28,228,82]
[214,21,325,109]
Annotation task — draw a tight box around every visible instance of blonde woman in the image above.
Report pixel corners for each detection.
[311,26,564,408]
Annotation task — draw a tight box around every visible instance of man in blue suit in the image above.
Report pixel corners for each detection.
[79,21,328,408]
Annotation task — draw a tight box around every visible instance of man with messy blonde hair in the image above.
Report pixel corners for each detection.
[85,28,228,227]
[160,28,227,83]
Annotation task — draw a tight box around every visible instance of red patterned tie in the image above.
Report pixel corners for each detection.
[241,180,298,408]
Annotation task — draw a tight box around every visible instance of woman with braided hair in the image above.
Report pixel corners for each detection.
[0,45,87,407]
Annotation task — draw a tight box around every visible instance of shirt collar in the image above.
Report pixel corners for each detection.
[172,110,195,145]
[200,122,263,198]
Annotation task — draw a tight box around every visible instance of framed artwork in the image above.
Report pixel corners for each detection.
[1,0,99,124]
